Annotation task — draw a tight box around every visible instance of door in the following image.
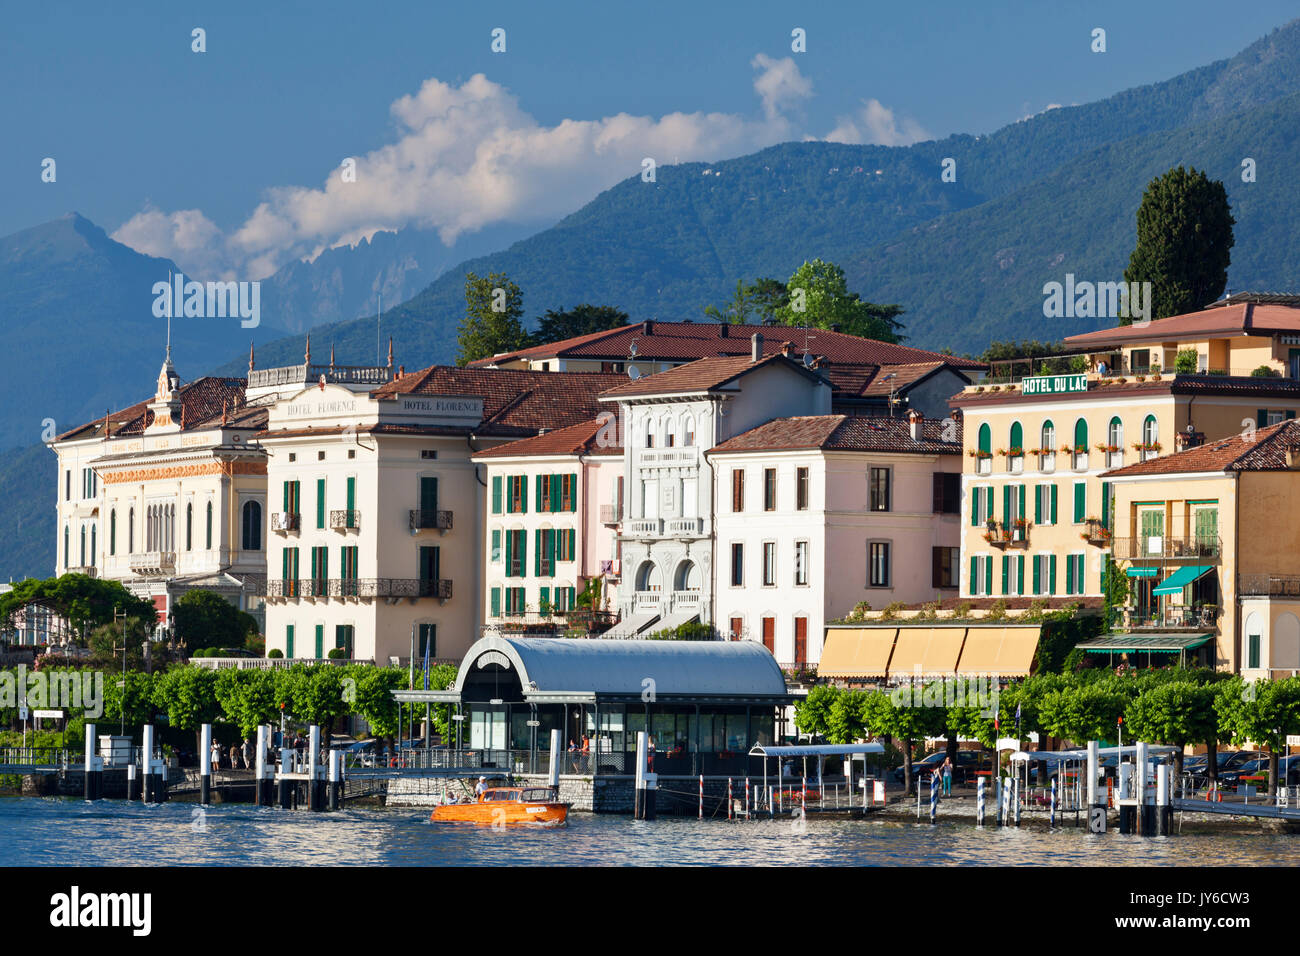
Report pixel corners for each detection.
[761,617,775,654]
[794,617,807,667]
[419,476,438,513]
[1139,509,1164,556]
[419,546,440,583]
[1194,507,1218,554]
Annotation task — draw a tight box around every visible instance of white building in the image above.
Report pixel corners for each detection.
[259,365,625,664]
[597,338,834,637]
[472,418,623,634]
[707,411,963,668]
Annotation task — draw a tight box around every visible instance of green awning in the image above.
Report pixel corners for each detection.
[1075,633,1212,653]
[1152,565,1213,596]
[1126,567,1159,578]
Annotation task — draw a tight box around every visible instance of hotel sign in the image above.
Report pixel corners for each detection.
[382,395,484,425]
[1021,373,1087,395]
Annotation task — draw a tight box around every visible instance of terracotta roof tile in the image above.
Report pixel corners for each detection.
[1063,302,1300,349]
[1103,419,1300,477]
[708,414,962,455]
[56,377,250,442]
[472,418,621,459]
[598,353,824,399]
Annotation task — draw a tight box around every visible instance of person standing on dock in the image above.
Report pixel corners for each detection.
[941,757,953,796]
[242,738,251,769]
[210,740,222,771]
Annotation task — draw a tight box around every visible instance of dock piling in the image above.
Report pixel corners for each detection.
[200,723,212,806]
[142,724,158,803]
[547,729,561,790]
[976,777,985,827]
[254,725,271,806]
[929,775,937,824]
[327,749,341,811]
[307,725,322,811]
[126,762,136,802]
[83,723,102,800]
[633,730,656,820]
[277,748,291,809]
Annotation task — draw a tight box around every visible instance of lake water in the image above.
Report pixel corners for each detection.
[2,796,1297,866]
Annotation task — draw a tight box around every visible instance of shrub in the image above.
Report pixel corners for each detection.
[267,649,284,659]
[1175,348,1198,373]
[327,647,347,659]
[1251,365,1282,378]
[879,601,908,621]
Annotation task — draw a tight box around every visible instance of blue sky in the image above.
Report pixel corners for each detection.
[3,0,1296,276]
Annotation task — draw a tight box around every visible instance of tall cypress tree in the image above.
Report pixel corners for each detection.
[1122,166,1235,323]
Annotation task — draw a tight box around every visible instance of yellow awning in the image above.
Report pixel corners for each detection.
[955,628,1002,673]
[817,628,897,678]
[992,626,1040,676]
[885,626,931,678]
[921,627,966,675]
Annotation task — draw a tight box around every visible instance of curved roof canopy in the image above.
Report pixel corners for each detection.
[445,636,790,702]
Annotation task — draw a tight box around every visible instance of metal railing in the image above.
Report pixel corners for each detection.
[599,504,621,524]
[625,519,662,536]
[191,657,362,669]
[409,509,453,531]
[329,510,360,531]
[1239,574,1300,597]
[1127,605,1219,629]
[271,512,300,532]
[265,578,451,600]
[1112,535,1221,560]
[0,747,73,769]
[247,363,393,389]
[128,551,176,574]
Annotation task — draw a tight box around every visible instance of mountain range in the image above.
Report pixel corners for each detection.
[4,19,1300,580]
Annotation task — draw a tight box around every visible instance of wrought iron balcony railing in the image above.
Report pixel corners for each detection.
[409,509,453,531]
[329,510,360,531]
[1111,535,1221,561]
[271,512,300,532]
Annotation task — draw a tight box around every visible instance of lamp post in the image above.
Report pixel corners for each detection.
[112,607,129,737]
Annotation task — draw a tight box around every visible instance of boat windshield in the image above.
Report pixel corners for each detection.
[521,788,555,802]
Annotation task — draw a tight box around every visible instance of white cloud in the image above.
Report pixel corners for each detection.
[823,98,931,147]
[112,58,919,280]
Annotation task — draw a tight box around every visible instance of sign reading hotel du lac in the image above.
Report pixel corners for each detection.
[1020,373,1088,395]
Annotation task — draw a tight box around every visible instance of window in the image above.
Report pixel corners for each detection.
[505,530,527,577]
[868,541,891,587]
[794,540,809,586]
[1031,554,1056,595]
[417,623,436,659]
[1034,483,1058,525]
[556,528,575,561]
[1065,553,1086,595]
[763,469,776,511]
[128,507,135,553]
[1072,482,1086,523]
[1041,421,1055,451]
[65,470,71,501]
[645,419,654,448]
[1107,416,1123,450]
[348,449,356,459]
[205,501,213,549]
[418,546,440,588]
[684,416,695,446]
[1142,415,1159,458]
[491,476,502,514]
[932,547,958,589]
[731,469,745,512]
[1131,348,1151,373]
[505,587,526,616]
[288,453,296,463]
[762,542,776,586]
[761,617,775,654]
[561,474,576,512]
[340,546,359,590]
[1248,630,1261,670]
[282,480,301,514]
[420,449,438,460]
[969,486,995,526]
[311,546,328,587]
[335,625,354,658]
[932,473,960,513]
[1002,554,1025,596]
[1073,419,1088,455]
[490,587,501,618]
[282,547,300,597]
[796,467,809,510]
[869,467,891,512]
[729,617,743,641]
[285,625,295,658]
[109,509,116,556]
[730,542,744,586]
[536,528,555,577]
[316,478,326,528]
[977,423,991,455]
[242,501,262,551]
[1009,421,1023,453]
[491,529,501,564]
[507,475,528,513]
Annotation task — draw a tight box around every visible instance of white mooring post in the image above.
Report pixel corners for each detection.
[328,749,342,811]
[254,725,270,806]
[1135,740,1149,836]
[83,722,102,800]
[633,730,656,820]
[1086,740,1100,810]
[200,723,213,806]
[141,724,157,803]
[1155,762,1170,836]
[307,725,322,811]
[278,747,292,809]
[547,729,561,790]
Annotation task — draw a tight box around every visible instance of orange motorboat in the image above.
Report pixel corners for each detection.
[430,786,569,826]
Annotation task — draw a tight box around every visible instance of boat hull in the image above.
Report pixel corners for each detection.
[430,802,569,826]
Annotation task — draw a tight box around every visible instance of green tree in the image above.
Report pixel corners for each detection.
[349,666,406,740]
[213,669,279,738]
[1123,166,1235,322]
[793,685,840,739]
[286,666,351,746]
[703,277,789,324]
[534,304,628,344]
[826,690,869,744]
[1124,681,1217,781]
[872,686,946,794]
[152,667,221,754]
[776,259,904,342]
[1039,681,1130,746]
[172,590,245,652]
[455,272,531,366]
[0,574,155,641]
[1214,676,1300,794]
[102,671,155,731]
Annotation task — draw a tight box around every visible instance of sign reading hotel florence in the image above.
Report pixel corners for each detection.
[382,394,484,426]
[1021,373,1087,396]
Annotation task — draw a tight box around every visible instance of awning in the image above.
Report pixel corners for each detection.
[601,612,660,641]
[650,611,699,635]
[921,627,966,675]
[991,627,1040,676]
[886,626,935,677]
[1152,565,1213,596]
[1075,633,1212,653]
[749,743,885,757]
[1126,567,1159,578]
[818,628,896,678]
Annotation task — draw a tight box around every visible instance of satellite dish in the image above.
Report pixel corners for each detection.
[629,341,639,357]
[628,366,641,380]
[802,353,814,368]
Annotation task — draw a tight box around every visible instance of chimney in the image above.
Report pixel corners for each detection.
[751,332,763,362]
[643,320,654,335]
[1286,445,1300,470]
[908,409,923,442]
[781,341,795,357]
[719,323,728,338]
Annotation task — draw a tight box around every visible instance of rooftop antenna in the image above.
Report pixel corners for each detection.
[165,269,173,363]
[377,292,382,366]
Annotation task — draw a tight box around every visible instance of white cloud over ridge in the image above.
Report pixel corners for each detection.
[112,58,926,280]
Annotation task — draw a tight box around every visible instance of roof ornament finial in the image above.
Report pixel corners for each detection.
[305,334,311,366]
[387,337,394,368]
[248,340,255,372]
[330,342,336,369]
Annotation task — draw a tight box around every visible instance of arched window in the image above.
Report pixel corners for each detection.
[63,526,69,567]
[1009,421,1023,452]
[205,501,213,549]
[91,525,96,564]
[635,560,662,592]
[663,416,675,448]
[1108,416,1123,450]
[79,526,86,566]
[128,507,135,553]
[243,501,262,551]
[186,504,193,551]
[645,417,654,448]
[977,423,991,454]
[109,509,116,556]
[1041,420,1055,450]
[1143,415,1158,447]
[674,560,700,591]
[683,415,695,447]
[1073,418,1088,450]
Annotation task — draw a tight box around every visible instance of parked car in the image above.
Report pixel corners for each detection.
[893,749,986,785]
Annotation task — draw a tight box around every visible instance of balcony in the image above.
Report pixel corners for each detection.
[330,510,360,531]
[625,518,663,537]
[665,517,704,536]
[409,509,453,533]
[600,559,621,578]
[1082,518,1112,547]
[417,579,453,600]
[1239,574,1300,597]
[1038,452,1056,474]
[599,503,622,525]
[271,512,300,533]
[1125,604,1219,630]
[1112,535,1221,561]
[129,551,175,575]
[982,520,1027,549]
[66,566,97,578]
[634,590,662,613]
[301,578,329,599]
[264,578,451,601]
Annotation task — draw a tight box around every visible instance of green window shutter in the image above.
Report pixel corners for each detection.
[969,555,977,594]
[1032,556,1041,594]
[1073,483,1085,522]
[286,626,294,658]
[534,530,541,576]
[490,587,501,617]
[492,476,502,514]
[970,487,978,526]
[1001,555,1009,594]
[1034,486,1041,524]
[1065,554,1074,594]
[519,531,527,577]
[1018,484,1026,520]
[536,475,544,512]
[283,480,290,511]
[1258,409,1268,428]
[539,586,550,608]
[1101,481,1110,528]
[316,478,325,528]
[1288,410,1297,421]
[491,529,501,563]
[1017,555,1024,595]
[314,625,323,659]
[520,476,528,513]
[282,548,288,580]
[310,548,317,579]
[346,476,356,512]
[1050,484,1058,524]
[984,556,992,596]
[569,474,578,512]
[1003,485,1011,523]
